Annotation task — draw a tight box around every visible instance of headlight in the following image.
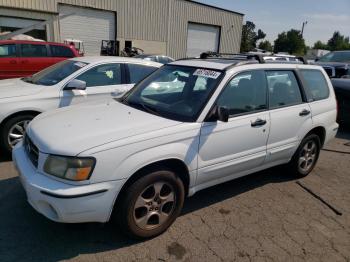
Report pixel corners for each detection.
[44,155,95,181]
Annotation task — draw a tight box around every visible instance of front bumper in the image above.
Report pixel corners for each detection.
[12,142,125,223]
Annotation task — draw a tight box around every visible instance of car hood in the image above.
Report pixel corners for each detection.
[28,100,182,155]
[0,78,44,99]
[314,62,349,67]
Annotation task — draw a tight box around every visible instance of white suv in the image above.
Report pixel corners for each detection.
[13,53,339,239]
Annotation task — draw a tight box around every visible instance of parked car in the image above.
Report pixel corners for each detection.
[314,51,350,79]
[0,57,161,154]
[331,78,350,125]
[134,54,175,64]
[0,40,81,79]
[13,54,338,239]
[263,55,300,62]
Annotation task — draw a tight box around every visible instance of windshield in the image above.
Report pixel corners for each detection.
[22,60,88,86]
[122,65,224,122]
[318,51,350,63]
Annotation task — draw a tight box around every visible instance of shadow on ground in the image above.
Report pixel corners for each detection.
[0,153,11,163]
[0,166,295,262]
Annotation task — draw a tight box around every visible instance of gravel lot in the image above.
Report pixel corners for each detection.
[0,129,349,262]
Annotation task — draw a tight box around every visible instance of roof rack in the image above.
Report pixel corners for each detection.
[199,52,265,64]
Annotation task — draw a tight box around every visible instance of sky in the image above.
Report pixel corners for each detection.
[196,0,350,47]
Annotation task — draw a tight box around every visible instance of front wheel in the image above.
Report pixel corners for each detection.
[289,134,321,177]
[116,169,185,239]
[0,114,35,155]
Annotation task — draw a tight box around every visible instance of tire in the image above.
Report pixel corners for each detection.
[115,168,185,239]
[288,134,321,178]
[0,114,35,155]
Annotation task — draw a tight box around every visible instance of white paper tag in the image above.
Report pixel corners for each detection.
[193,69,221,79]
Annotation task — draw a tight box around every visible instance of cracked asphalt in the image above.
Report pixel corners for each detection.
[0,128,349,262]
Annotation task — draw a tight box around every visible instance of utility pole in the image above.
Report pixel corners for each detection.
[301,21,308,37]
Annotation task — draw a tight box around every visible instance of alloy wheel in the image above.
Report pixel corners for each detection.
[133,182,176,230]
[7,120,30,148]
[298,140,317,173]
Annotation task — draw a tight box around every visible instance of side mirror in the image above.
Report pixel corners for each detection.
[217,106,230,122]
[64,79,87,91]
[315,58,319,62]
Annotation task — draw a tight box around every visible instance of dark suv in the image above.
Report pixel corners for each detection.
[0,40,80,79]
[315,51,350,79]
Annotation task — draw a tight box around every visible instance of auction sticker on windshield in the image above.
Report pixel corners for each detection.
[193,69,221,79]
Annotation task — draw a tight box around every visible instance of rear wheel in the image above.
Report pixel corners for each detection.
[116,169,185,239]
[289,134,321,177]
[0,114,35,155]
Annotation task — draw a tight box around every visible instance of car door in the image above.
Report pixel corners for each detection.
[197,70,270,185]
[265,70,312,164]
[59,63,128,106]
[19,43,53,76]
[0,43,19,79]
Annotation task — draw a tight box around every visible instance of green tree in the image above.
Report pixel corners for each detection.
[258,40,273,52]
[240,21,266,52]
[274,29,306,55]
[327,31,350,51]
[313,41,329,50]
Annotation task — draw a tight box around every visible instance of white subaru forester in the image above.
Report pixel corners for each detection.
[13,53,339,239]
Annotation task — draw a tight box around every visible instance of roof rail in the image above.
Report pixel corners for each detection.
[199,52,265,63]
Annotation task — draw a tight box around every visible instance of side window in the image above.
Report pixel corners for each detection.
[76,63,121,87]
[128,64,157,84]
[50,45,74,57]
[267,71,303,108]
[0,44,17,57]
[217,70,268,116]
[300,69,329,101]
[20,44,48,57]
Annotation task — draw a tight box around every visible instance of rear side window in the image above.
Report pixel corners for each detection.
[128,64,158,84]
[50,45,74,57]
[21,44,47,57]
[300,70,329,101]
[217,70,268,116]
[0,44,16,57]
[267,71,303,108]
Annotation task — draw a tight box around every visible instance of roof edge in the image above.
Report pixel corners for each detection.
[183,0,244,16]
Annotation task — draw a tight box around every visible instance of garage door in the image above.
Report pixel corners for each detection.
[186,23,220,57]
[59,5,115,55]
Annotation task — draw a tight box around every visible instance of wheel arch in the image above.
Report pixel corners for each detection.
[306,126,326,147]
[0,110,42,130]
[111,158,190,219]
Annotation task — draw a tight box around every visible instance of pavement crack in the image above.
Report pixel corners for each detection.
[295,181,343,216]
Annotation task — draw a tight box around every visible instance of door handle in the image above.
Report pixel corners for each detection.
[21,60,29,64]
[299,109,311,116]
[9,60,17,64]
[251,118,267,127]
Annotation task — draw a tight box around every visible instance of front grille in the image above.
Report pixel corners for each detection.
[24,135,39,168]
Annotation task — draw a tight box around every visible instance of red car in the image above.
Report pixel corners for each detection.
[0,40,80,80]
